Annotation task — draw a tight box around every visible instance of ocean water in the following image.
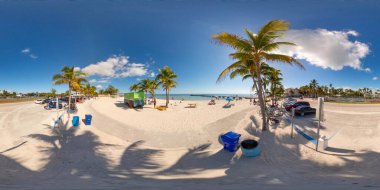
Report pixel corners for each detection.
[153,94,255,100]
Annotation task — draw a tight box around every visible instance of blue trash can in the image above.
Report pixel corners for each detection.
[241,139,261,157]
[72,116,79,127]
[220,131,241,152]
[84,114,92,125]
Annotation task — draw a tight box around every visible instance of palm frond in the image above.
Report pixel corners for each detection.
[263,53,304,69]
[212,32,253,51]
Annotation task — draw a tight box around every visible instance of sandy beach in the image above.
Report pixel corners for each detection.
[1,98,380,189]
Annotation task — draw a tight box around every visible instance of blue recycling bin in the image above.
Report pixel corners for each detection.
[84,114,92,125]
[220,131,241,152]
[72,116,79,127]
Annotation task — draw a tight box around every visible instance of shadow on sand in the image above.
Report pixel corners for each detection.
[1,114,380,189]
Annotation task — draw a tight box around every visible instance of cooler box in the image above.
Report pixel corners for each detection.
[72,116,79,127]
[84,114,92,125]
[220,131,241,152]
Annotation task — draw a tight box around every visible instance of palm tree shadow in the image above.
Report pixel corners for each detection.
[159,144,236,176]
[26,119,115,184]
[117,140,164,179]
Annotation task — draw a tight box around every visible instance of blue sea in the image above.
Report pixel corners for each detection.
[153,94,255,100]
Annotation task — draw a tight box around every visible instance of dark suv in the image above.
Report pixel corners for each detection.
[285,101,310,111]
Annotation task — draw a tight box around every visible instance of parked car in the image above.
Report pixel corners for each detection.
[43,99,51,104]
[283,100,297,107]
[282,97,296,107]
[34,99,44,104]
[285,101,310,111]
[294,105,316,116]
[48,101,63,109]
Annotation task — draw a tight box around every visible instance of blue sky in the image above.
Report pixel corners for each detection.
[0,0,379,94]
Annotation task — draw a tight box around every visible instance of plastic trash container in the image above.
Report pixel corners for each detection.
[84,114,92,125]
[241,139,260,157]
[72,116,79,127]
[220,131,241,152]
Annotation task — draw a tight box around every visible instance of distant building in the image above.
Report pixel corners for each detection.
[284,88,300,97]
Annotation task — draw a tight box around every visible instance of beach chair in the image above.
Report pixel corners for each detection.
[208,100,216,105]
[223,104,232,108]
[188,103,197,108]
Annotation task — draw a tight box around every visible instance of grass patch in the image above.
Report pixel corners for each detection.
[0,98,39,104]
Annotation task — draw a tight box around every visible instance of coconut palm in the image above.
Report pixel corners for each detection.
[266,68,283,105]
[309,79,318,98]
[129,84,141,92]
[52,66,87,118]
[213,20,303,130]
[145,79,160,108]
[156,66,177,107]
[138,79,151,104]
[82,84,97,97]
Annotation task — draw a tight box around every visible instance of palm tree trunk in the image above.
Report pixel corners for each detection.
[151,92,156,108]
[165,89,169,107]
[68,86,71,119]
[253,66,267,131]
[144,90,147,104]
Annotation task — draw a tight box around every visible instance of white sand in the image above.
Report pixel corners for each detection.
[1,98,380,189]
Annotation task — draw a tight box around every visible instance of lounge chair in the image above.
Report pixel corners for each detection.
[187,103,197,108]
[157,106,166,111]
[223,104,232,108]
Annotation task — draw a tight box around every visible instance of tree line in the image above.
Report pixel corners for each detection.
[298,79,375,98]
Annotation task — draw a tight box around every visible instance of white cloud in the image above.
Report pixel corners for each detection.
[373,77,378,81]
[82,56,148,78]
[74,67,81,71]
[89,78,110,84]
[21,48,30,54]
[29,54,38,59]
[96,85,103,89]
[150,72,156,77]
[21,48,38,59]
[277,29,370,71]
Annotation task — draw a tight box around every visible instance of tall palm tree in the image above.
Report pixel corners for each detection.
[156,66,177,107]
[129,84,141,92]
[138,79,151,104]
[52,66,87,118]
[82,84,97,97]
[309,79,318,98]
[266,68,283,105]
[145,79,159,108]
[213,20,303,130]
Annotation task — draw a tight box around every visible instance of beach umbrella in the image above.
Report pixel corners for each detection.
[226,97,233,101]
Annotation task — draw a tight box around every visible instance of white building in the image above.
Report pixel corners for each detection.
[284,88,300,97]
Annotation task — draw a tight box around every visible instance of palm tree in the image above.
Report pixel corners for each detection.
[51,88,57,97]
[129,84,141,92]
[52,66,87,118]
[82,84,97,97]
[266,68,283,105]
[213,20,303,130]
[145,79,159,108]
[138,79,151,104]
[309,79,318,98]
[156,66,177,107]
